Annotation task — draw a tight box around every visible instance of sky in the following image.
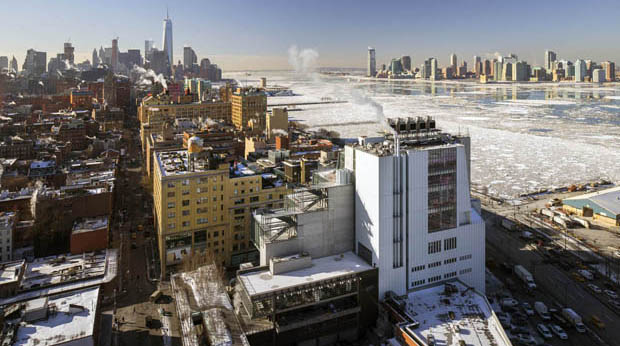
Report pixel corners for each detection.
[3,0,620,71]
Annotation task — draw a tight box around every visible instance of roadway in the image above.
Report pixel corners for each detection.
[484,207,618,346]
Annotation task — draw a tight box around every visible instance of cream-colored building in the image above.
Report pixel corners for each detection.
[266,107,288,139]
[231,88,267,129]
[153,148,287,276]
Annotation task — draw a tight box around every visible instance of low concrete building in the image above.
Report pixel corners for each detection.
[563,186,620,226]
[236,252,378,346]
[383,280,511,346]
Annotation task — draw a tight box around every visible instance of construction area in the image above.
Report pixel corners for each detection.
[171,264,249,346]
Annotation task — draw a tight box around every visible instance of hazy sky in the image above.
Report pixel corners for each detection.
[3,0,620,71]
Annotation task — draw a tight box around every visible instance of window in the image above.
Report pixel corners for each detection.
[167,182,176,188]
[234,189,238,195]
[428,275,441,283]
[182,210,190,216]
[444,237,457,251]
[428,240,441,254]
[250,196,259,203]
[182,200,190,206]
[428,261,441,268]
[182,179,190,186]
[182,190,190,195]
[443,257,457,265]
[234,209,244,215]
[459,254,472,261]
[459,268,472,275]
[167,192,175,197]
[167,202,175,209]
[168,212,175,218]
[412,279,426,287]
[197,218,208,224]
[168,223,175,229]
[444,271,457,279]
[412,265,425,272]
[182,221,190,227]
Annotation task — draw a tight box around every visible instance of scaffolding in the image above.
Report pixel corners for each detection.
[253,184,334,246]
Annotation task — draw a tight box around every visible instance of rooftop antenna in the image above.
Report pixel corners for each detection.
[166,6,169,19]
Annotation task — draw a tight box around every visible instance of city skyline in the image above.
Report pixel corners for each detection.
[3,0,620,70]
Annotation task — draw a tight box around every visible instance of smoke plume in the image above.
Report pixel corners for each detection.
[132,65,168,89]
[350,90,396,138]
[288,45,319,74]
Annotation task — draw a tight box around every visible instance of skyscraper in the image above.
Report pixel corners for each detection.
[367,47,376,77]
[111,38,119,70]
[545,50,556,72]
[601,61,615,82]
[64,42,74,65]
[0,57,8,71]
[162,10,173,67]
[183,46,197,69]
[144,40,154,62]
[575,59,586,82]
[92,49,100,67]
[450,53,457,71]
[10,56,18,73]
[22,49,46,76]
[400,56,411,71]
[430,58,438,80]
[473,56,481,77]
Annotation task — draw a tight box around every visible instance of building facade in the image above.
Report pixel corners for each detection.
[153,149,287,276]
[344,118,485,298]
[367,47,376,77]
[231,88,267,129]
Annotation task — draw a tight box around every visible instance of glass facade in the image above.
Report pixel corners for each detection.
[428,148,457,233]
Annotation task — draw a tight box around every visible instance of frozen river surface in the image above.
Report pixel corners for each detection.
[226,71,620,198]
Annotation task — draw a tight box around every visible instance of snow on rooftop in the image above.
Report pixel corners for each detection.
[401,281,511,346]
[72,216,109,235]
[14,286,99,346]
[0,260,25,285]
[239,251,372,296]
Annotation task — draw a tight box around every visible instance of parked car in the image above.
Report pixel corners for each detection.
[588,283,602,294]
[604,290,618,299]
[522,302,535,316]
[537,324,553,339]
[550,324,568,339]
[502,298,519,308]
[516,333,536,345]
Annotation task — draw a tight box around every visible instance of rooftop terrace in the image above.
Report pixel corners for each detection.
[387,281,511,346]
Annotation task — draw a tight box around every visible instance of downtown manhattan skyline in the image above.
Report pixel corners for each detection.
[3,0,620,71]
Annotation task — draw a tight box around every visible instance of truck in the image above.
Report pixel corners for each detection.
[534,301,551,320]
[577,269,593,280]
[514,265,537,290]
[562,308,586,333]
[501,219,518,231]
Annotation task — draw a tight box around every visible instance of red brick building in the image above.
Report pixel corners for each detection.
[70,216,109,254]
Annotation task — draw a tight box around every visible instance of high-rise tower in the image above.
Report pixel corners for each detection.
[367,47,376,77]
[162,9,173,67]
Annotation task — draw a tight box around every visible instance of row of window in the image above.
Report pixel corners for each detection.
[428,261,441,268]
[444,271,457,279]
[459,268,472,275]
[459,254,472,261]
[444,257,457,265]
[428,237,458,255]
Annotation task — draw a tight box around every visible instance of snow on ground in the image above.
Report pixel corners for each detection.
[226,71,620,197]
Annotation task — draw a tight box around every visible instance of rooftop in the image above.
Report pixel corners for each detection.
[387,281,511,346]
[171,264,250,346]
[0,260,25,285]
[238,251,372,296]
[72,216,109,235]
[564,185,620,216]
[14,286,100,346]
[0,249,116,305]
[21,251,107,291]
